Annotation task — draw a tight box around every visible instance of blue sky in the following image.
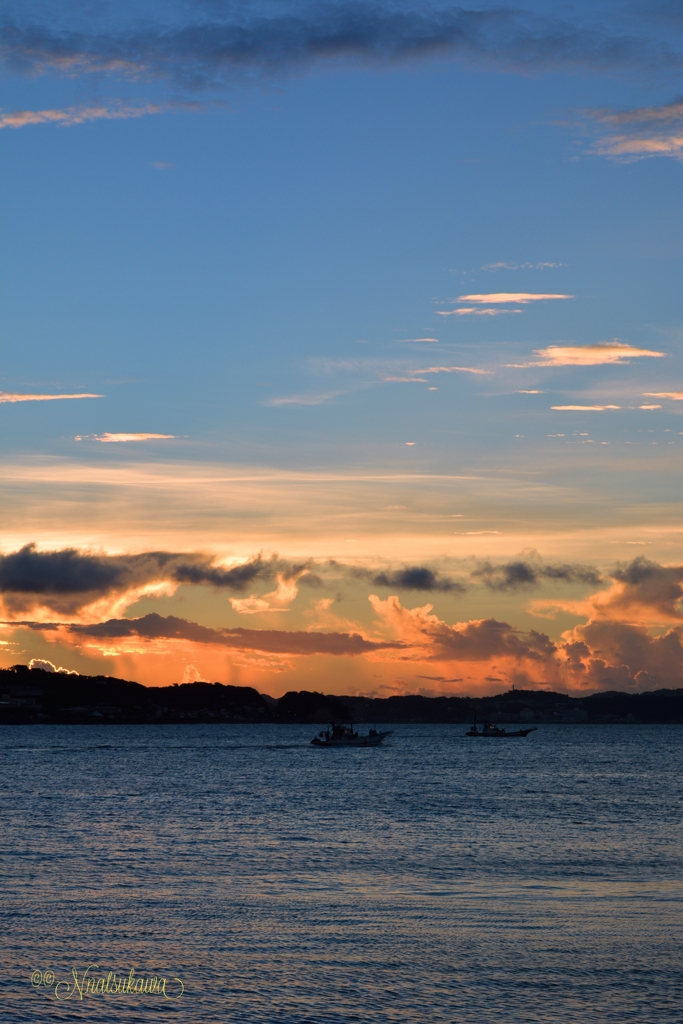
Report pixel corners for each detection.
[2,1,683,693]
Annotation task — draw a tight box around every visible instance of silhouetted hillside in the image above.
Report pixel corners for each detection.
[1,665,682,724]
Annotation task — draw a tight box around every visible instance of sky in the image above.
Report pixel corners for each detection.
[2,0,683,696]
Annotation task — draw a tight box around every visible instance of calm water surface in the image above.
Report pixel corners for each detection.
[1,724,681,1023]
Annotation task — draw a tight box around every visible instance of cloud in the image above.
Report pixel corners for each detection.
[416,675,463,682]
[457,293,573,304]
[367,587,683,690]
[382,376,429,383]
[0,101,165,130]
[0,544,280,617]
[511,341,665,367]
[639,405,661,410]
[592,100,683,128]
[481,262,566,271]
[28,657,77,674]
[437,307,520,316]
[561,619,683,690]
[472,559,601,591]
[594,133,683,160]
[585,99,683,162]
[0,392,103,403]
[643,392,683,400]
[14,612,404,657]
[171,555,277,591]
[181,663,203,683]
[230,571,304,614]
[395,337,438,343]
[350,565,466,593]
[533,557,683,626]
[609,558,683,616]
[369,594,557,663]
[76,433,175,442]
[410,366,492,376]
[0,544,473,619]
[264,392,340,406]
[589,557,683,624]
[551,405,620,411]
[1,4,670,93]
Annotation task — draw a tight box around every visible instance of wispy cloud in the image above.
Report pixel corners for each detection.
[382,376,429,383]
[0,391,103,403]
[410,366,492,376]
[462,530,502,535]
[457,293,573,304]
[551,405,620,411]
[481,262,566,271]
[395,337,438,343]
[1,5,671,93]
[437,307,520,316]
[584,99,683,162]
[510,341,665,368]
[643,392,683,400]
[264,392,340,407]
[0,102,165,130]
[75,433,175,443]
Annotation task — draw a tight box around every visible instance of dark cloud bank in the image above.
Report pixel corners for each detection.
[473,559,601,590]
[2,2,678,89]
[0,543,599,614]
[0,545,304,613]
[15,612,402,656]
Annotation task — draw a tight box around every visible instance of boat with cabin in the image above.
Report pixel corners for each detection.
[311,723,393,747]
[466,718,536,738]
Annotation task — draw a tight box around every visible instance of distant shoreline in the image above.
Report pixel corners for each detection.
[2,665,682,726]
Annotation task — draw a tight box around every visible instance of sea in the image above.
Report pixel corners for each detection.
[1,723,681,1023]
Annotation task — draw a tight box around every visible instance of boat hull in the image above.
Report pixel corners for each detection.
[311,731,392,747]
[466,727,536,738]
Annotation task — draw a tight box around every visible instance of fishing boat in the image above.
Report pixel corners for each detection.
[466,719,536,738]
[310,723,393,747]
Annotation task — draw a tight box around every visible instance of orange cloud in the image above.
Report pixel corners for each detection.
[512,341,664,367]
[230,571,303,614]
[78,433,176,443]
[584,101,683,163]
[0,103,163,130]
[457,293,573,304]
[595,135,683,159]
[437,307,520,316]
[0,392,103,403]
